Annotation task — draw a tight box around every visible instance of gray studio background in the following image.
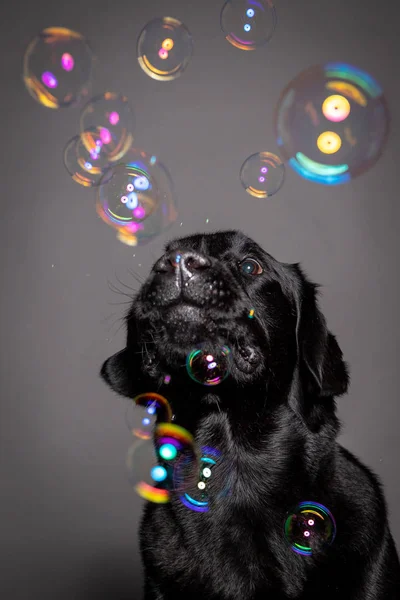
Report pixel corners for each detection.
[0,0,399,598]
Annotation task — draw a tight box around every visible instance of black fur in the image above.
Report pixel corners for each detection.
[100,230,400,599]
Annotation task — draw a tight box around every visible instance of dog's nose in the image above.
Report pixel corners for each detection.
[154,249,211,278]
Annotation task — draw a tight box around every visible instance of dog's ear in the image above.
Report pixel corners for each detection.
[295,269,349,398]
[100,348,138,398]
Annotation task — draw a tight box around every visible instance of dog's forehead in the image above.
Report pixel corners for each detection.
[165,230,267,259]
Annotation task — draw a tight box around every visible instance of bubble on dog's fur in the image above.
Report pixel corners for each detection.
[284,501,337,555]
[126,423,198,503]
[126,392,172,440]
[176,446,230,512]
[186,344,231,386]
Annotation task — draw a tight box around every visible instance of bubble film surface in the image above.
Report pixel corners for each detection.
[220,0,277,51]
[63,133,113,187]
[126,392,172,440]
[137,17,193,81]
[284,501,337,556]
[240,151,285,198]
[97,148,177,246]
[23,27,93,109]
[186,344,231,386]
[275,63,390,184]
[79,92,134,163]
[177,446,223,512]
[126,423,198,503]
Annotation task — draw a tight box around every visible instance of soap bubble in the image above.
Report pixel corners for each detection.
[126,423,198,503]
[96,148,177,246]
[240,151,285,198]
[23,27,93,108]
[63,133,113,187]
[126,392,172,440]
[176,446,230,512]
[186,344,231,386]
[284,501,337,556]
[79,92,134,163]
[137,17,193,81]
[275,63,390,184]
[220,0,277,51]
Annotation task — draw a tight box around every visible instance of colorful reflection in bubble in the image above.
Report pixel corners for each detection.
[240,151,285,198]
[284,501,337,556]
[126,392,172,440]
[63,133,113,187]
[80,92,134,164]
[221,0,277,51]
[23,27,92,108]
[126,423,198,503]
[275,63,390,185]
[137,17,193,81]
[186,344,231,386]
[97,148,177,246]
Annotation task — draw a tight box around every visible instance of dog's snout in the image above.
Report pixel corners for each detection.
[154,249,211,276]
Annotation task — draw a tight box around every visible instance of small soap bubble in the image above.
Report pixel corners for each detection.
[186,344,231,386]
[125,392,172,440]
[137,17,193,81]
[221,0,277,51]
[126,423,198,503]
[275,63,390,184]
[63,133,113,187]
[80,92,134,163]
[23,27,93,108]
[284,501,337,556]
[97,148,177,246]
[176,446,230,512]
[240,152,285,198]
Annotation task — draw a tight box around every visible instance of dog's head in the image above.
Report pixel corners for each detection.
[101,231,349,424]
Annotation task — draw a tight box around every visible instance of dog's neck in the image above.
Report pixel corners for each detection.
[160,373,340,511]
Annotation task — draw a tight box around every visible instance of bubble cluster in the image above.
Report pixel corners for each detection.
[96,148,177,246]
[126,423,198,503]
[126,392,172,440]
[23,27,93,108]
[275,63,390,184]
[284,501,337,556]
[79,92,134,164]
[220,0,277,51]
[186,344,231,386]
[240,152,285,198]
[137,17,193,81]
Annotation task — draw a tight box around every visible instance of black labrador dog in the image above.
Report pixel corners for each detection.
[100,230,400,599]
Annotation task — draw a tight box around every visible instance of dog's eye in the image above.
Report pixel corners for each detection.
[240,258,263,276]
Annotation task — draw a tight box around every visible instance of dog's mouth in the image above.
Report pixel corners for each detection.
[143,300,264,378]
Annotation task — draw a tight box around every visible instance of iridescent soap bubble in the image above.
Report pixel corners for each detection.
[126,423,198,503]
[137,17,193,81]
[126,392,172,440]
[79,93,134,164]
[240,152,285,198]
[23,27,93,109]
[63,133,113,187]
[97,148,177,246]
[284,501,337,556]
[220,0,277,51]
[176,446,227,513]
[186,344,231,386]
[275,63,390,185]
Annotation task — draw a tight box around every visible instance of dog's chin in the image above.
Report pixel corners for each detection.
[162,304,218,348]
